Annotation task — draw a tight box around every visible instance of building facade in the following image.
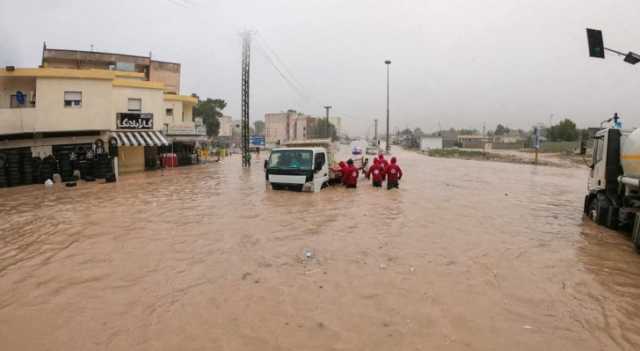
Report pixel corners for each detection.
[265,110,313,145]
[0,47,199,176]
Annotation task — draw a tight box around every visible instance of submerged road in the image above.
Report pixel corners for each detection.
[1,148,640,350]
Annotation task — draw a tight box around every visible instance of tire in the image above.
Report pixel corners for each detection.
[589,194,609,226]
[632,214,640,253]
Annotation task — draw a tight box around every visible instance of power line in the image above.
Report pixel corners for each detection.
[255,33,306,95]
[253,33,312,104]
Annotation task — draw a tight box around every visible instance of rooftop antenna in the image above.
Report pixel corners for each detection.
[90,44,94,52]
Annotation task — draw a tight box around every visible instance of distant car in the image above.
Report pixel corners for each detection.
[352,146,363,155]
[365,146,378,155]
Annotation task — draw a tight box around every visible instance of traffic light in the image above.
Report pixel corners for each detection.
[586,28,605,58]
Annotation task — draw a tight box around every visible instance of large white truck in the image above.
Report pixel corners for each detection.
[264,139,367,192]
[585,128,640,250]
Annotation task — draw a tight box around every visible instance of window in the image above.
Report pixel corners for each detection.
[314,152,326,170]
[10,95,26,108]
[267,150,313,170]
[127,98,142,112]
[166,108,174,117]
[596,138,604,163]
[64,91,82,107]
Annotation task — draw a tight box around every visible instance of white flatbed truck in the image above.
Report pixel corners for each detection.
[264,139,367,192]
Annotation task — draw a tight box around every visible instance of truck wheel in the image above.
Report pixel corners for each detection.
[632,214,640,253]
[583,195,591,215]
[606,206,620,230]
[590,195,609,226]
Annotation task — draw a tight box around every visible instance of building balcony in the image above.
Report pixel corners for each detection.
[0,107,38,135]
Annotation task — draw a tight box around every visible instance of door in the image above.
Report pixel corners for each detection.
[313,151,329,192]
[589,135,606,191]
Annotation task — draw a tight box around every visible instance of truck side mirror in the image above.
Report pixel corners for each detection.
[264,159,268,170]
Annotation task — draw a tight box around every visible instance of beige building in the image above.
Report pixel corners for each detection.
[265,110,313,145]
[0,47,199,174]
[218,115,233,137]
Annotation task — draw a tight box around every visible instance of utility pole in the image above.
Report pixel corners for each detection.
[374,118,378,142]
[323,106,332,139]
[385,60,391,153]
[241,31,252,167]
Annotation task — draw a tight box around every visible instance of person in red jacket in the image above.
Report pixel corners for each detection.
[386,157,403,189]
[378,153,389,171]
[338,161,348,185]
[343,159,359,188]
[366,158,385,187]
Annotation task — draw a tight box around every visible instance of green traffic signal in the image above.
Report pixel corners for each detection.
[586,28,605,59]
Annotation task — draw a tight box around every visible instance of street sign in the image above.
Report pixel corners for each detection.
[250,135,265,147]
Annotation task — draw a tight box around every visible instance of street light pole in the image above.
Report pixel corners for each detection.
[324,106,332,139]
[385,60,391,153]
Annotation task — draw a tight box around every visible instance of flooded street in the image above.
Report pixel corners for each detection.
[2,148,640,350]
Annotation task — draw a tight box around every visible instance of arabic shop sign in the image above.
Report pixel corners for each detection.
[167,123,207,136]
[116,113,153,129]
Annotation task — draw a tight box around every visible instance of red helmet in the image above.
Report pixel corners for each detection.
[390,157,397,164]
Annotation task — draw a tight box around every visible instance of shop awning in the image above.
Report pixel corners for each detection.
[112,131,169,147]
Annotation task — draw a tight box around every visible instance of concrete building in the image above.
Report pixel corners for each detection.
[218,115,233,137]
[420,136,443,151]
[0,46,199,174]
[265,110,312,145]
[458,135,492,149]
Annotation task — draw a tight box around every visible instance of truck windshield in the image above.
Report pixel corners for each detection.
[268,150,313,170]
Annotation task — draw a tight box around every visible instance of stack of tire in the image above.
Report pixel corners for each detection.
[79,159,95,181]
[0,153,7,188]
[21,151,33,186]
[31,157,42,184]
[59,156,75,183]
[93,154,112,179]
[6,152,21,187]
[40,155,56,182]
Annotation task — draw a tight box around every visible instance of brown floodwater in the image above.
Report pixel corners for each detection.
[2,148,640,350]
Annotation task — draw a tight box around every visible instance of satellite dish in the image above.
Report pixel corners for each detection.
[15,91,25,105]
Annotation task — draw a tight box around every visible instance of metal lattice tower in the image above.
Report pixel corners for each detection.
[241,32,251,167]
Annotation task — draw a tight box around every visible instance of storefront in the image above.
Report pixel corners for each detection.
[111,112,169,173]
[165,119,208,166]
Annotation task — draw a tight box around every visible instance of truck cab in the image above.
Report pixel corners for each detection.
[265,147,329,192]
[585,128,632,228]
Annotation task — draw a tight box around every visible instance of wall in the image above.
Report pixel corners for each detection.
[163,100,183,127]
[150,61,180,94]
[219,116,233,137]
[540,141,578,153]
[112,86,164,131]
[118,146,145,173]
[420,137,443,150]
[265,113,289,144]
[182,102,194,122]
[0,77,36,108]
[492,142,526,150]
[34,77,113,132]
[0,108,38,135]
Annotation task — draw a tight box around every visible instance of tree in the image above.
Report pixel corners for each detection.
[413,128,425,137]
[308,119,338,141]
[547,118,578,142]
[194,98,227,137]
[494,124,510,136]
[254,120,265,136]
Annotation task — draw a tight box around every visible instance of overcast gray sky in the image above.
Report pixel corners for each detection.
[1,0,639,136]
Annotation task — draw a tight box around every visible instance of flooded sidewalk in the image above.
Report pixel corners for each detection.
[1,150,640,350]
